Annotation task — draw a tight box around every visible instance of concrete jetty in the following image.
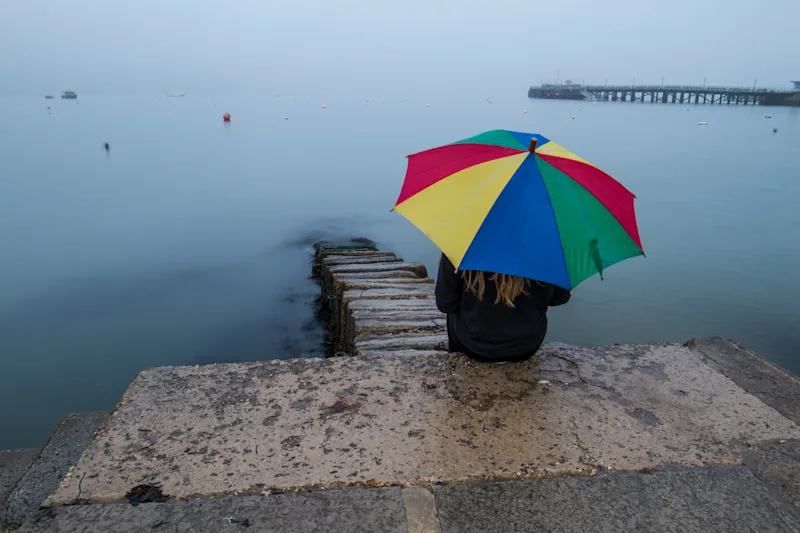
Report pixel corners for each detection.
[3,245,799,531]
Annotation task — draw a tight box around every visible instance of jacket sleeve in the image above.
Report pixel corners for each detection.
[435,254,463,314]
[548,286,572,307]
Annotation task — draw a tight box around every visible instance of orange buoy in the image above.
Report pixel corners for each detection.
[222,113,231,122]
[46,105,51,110]
[321,104,327,109]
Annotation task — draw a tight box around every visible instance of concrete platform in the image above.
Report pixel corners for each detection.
[0,449,37,510]
[23,488,409,533]
[2,412,108,525]
[45,343,800,506]
[434,467,800,532]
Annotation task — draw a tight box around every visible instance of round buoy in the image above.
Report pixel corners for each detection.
[773,128,778,133]
[523,110,527,114]
[366,99,369,103]
[46,105,50,110]
[572,116,575,119]
[223,113,231,122]
[321,104,327,109]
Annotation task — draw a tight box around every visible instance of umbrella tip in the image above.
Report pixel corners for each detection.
[529,138,538,152]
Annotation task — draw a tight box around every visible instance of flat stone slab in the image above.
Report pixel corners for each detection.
[348,299,438,312]
[688,337,800,424]
[46,344,800,505]
[354,333,449,353]
[434,467,800,533]
[332,270,421,281]
[23,488,406,533]
[3,412,108,524]
[342,288,433,303]
[355,318,446,335]
[316,249,390,259]
[323,255,402,266]
[335,282,435,297]
[0,449,37,509]
[327,262,427,277]
[333,279,434,295]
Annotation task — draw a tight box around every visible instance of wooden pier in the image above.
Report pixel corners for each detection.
[528,83,800,106]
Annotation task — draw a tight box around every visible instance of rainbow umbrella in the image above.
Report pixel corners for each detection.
[392,130,644,290]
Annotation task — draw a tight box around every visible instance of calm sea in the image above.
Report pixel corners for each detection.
[1,92,798,448]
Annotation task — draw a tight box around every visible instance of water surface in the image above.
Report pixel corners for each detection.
[1,92,798,448]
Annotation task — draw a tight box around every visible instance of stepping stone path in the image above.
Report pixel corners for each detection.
[316,244,449,356]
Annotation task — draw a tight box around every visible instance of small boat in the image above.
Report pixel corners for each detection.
[61,90,77,99]
[45,95,54,99]
[698,121,708,126]
[166,92,186,97]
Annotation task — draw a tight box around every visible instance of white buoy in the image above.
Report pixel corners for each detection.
[572,116,575,119]
[698,121,708,126]
[425,104,430,107]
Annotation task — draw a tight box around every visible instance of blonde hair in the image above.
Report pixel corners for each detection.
[462,271,530,308]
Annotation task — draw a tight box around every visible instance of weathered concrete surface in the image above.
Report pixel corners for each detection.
[23,488,406,533]
[0,449,37,510]
[688,336,800,424]
[402,487,442,533]
[743,438,800,514]
[359,350,451,359]
[47,344,800,505]
[3,413,108,524]
[433,467,800,533]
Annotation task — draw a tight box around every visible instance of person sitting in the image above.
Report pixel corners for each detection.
[435,253,571,363]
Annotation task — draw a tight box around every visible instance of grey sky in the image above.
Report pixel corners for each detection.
[2,0,798,94]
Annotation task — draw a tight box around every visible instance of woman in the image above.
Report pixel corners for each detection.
[435,253,571,363]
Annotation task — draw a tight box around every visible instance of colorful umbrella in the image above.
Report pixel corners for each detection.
[392,130,643,290]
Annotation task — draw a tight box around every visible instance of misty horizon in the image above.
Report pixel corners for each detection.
[1,0,798,96]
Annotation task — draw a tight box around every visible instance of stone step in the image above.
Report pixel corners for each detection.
[337,290,436,346]
[0,449,37,511]
[332,270,421,281]
[346,310,444,349]
[325,262,428,286]
[351,308,443,320]
[316,248,388,260]
[354,333,449,354]
[1,412,108,526]
[20,488,410,533]
[348,299,439,312]
[433,467,800,533]
[355,318,446,338]
[342,288,434,302]
[333,280,434,297]
[322,255,401,266]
